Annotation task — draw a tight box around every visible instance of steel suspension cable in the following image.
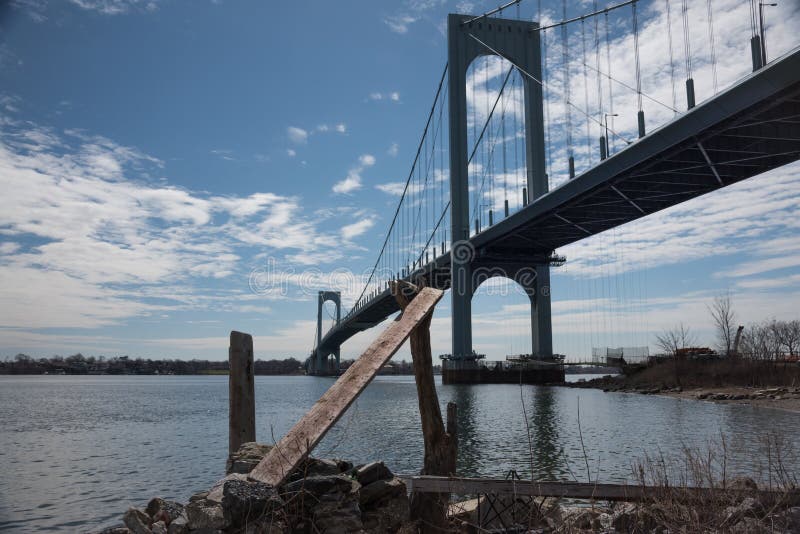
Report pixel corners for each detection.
[581,18,593,164]
[605,11,615,152]
[468,33,634,146]
[593,0,604,138]
[681,0,692,79]
[665,0,677,113]
[561,0,575,176]
[354,63,448,307]
[632,2,643,113]
[706,0,718,93]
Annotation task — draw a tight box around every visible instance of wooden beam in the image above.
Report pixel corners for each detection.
[249,287,444,487]
[392,280,456,532]
[402,476,800,503]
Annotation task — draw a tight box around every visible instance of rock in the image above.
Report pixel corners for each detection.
[362,491,410,533]
[723,496,761,524]
[222,478,282,527]
[697,392,710,399]
[776,506,800,532]
[359,477,406,508]
[288,458,343,481]
[356,461,393,486]
[144,498,184,525]
[312,490,363,533]
[611,503,660,532]
[95,528,131,534]
[226,442,273,475]
[564,508,600,530]
[185,499,229,531]
[149,521,166,534]
[336,459,354,473]
[729,477,758,491]
[123,508,152,534]
[730,517,767,533]
[283,474,359,498]
[189,491,208,502]
[166,514,188,534]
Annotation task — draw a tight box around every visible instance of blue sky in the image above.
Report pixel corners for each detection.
[1,0,799,361]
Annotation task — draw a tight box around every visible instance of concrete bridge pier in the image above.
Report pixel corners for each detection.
[310,291,341,376]
[447,13,552,367]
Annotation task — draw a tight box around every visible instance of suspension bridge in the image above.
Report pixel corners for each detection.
[306,0,800,378]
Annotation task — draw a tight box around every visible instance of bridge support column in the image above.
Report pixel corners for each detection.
[529,266,553,357]
[447,13,547,364]
[312,291,342,376]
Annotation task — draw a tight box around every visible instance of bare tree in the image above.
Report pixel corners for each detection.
[740,320,782,360]
[655,323,697,387]
[655,323,697,355]
[708,291,737,356]
[775,319,800,357]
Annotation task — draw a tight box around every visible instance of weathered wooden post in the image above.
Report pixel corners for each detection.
[392,280,457,533]
[229,331,255,456]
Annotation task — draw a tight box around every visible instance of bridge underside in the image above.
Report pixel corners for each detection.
[316,46,800,361]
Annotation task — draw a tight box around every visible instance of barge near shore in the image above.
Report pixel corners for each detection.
[440,353,565,385]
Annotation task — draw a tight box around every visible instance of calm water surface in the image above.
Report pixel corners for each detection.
[1,374,798,532]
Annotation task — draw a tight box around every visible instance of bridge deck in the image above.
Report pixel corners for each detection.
[317,46,800,357]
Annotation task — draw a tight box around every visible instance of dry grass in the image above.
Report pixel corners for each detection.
[631,433,799,533]
[626,358,800,389]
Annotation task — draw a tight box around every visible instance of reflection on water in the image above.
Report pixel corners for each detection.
[449,385,479,476]
[530,386,566,481]
[0,375,798,532]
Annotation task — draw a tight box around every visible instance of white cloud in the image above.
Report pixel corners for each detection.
[341,219,375,240]
[0,120,370,333]
[367,92,401,102]
[286,148,296,157]
[375,181,405,196]
[333,172,362,195]
[387,143,399,157]
[335,123,347,134]
[286,126,308,144]
[384,14,417,34]
[333,154,376,195]
[68,0,160,15]
[0,242,20,254]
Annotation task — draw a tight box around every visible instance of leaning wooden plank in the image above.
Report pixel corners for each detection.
[402,476,800,504]
[249,287,444,486]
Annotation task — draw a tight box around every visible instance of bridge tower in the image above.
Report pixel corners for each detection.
[447,13,552,365]
[310,290,341,376]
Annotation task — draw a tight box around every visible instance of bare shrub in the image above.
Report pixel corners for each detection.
[632,433,798,532]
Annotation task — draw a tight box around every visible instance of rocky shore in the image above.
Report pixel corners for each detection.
[567,376,800,413]
[95,442,800,533]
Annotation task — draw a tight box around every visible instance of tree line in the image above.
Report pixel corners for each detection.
[656,292,800,361]
[0,353,305,375]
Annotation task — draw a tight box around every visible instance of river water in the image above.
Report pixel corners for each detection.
[0,374,798,532]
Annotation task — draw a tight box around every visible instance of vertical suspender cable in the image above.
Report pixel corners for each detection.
[538,0,548,195]
[681,0,696,109]
[665,0,677,113]
[593,1,604,158]
[502,85,509,218]
[604,11,615,154]
[706,0,718,93]
[633,1,645,138]
[581,18,593,164]
[561,0,575,179]
[543,27,552,194]
[513,74,521,210]
[485,55,492,227]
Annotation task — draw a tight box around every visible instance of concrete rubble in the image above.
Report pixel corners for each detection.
[97,442,800,533]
